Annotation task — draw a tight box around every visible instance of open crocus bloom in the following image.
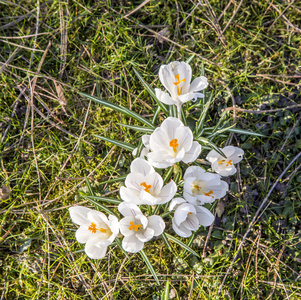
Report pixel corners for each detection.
[120,158,177,205]
[169,198,214,238]
[118,202,165,253]
[145,117,202,168]
[155,61,208,109]
[206,146,244,176]
[183,166,228,206]
[69,206,119,259]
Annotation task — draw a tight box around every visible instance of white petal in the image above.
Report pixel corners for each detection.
[176,126,193,152]
[184,166,205,180]
[118,202,142,217]
[155,88,176,105]
[108,215,120,237]
[169,197,187,211]
[147,151,177,168]
[182,213,199,231]
[206,149,219,163]
[144,172,163,195]
[183,190,198,205]
[159,63,179,99]
[174,203,196,226]
[142,135,150,148]
[147,215,165,236]
[88,211,109,227]
[125,172,144,190]
[182,141,202,163]
[157,180,177,205]
[140,191,159,205]
[120,186,141,204]
[122,235,144,253]
[174,62,192,94]
[178,92,195,103]
[75,227,93,243]
[227,146,244,164]
[189,76,208,92]
[136,227,155,242]
[130,158,154,175]
[191,92,205,101]
[85,238,108,259]
[195,206,215,227]
[69,206,91,226]
[172,218,192,238]
[160,117,183,141]
[149,127,170,152]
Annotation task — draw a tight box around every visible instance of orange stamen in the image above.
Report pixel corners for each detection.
[173,74,186,95]
[226,160,233,166]
[128,221,142,232]
[169,139,179,153]
[88,222,107,233]
[203,190,214,198]
[140,182,152,193]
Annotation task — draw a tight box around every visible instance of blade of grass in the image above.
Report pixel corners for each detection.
[80,92,155,129]
[164,233,200,257]
[132,67,168,115]
[196,137,227,158]
[227,127,266,137]
[82,195,122,205]
[87,197,118,217]
[117,123,154,133]
[161,280,170,300]
[140,249,160,285]
[94,135,135,151]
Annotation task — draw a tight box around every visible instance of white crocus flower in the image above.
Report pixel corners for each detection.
[169,198,214,238]
[132,135,150,158]
[206,146,244,176]
[145,117,202,168]
[120,158,176,205]
[183,166,228,206]
[155,61,208,117]
[69,206,119,259]
[118,202,165,253]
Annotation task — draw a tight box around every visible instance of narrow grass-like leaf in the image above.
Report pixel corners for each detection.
[132,67,168,115]
[197,137,226,158]
[208,123,237,139]
[97,175,127,186]
[163,166,174,184]
[161,281,170,300]
[181,233,195,256]
[117,123,154,133]
[161,232,172,252]
[227,127,265,137]
[87,197,118,217]
[115,237,130,259]
[80,92,155,129]
[140,250,160,285]
[195,95,213,135]
[94,135,135,151]
[82,195,122,205]
[85,176,94,196]
[165,233,200,257]
[152,106,161,125]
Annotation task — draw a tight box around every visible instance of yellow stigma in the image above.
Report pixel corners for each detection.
[218,159,233,166]
[203,190,214,198]
[88,222,107,234]
[173,74,186,95]
[140,182,152,193]
[128,221,142,232]
[169,139,179,153]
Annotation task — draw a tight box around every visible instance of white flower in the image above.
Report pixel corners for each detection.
[155,61,208,109]
[206,146,244,176]
[169,198,214,238]
[69,206,119,259]
[120,158,176,205]
[118,202,165,253]
[183,166,228,206]
[145,117,202,168]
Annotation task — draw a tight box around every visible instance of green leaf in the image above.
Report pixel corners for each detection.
[94,135,135,151]
[85,176,95,196]
[161,233,173,252]
[117,123,154,133]
[82,195,122,205]
[152,106,161,124]
[161,280,170,300]
[164,233,200,257]
[140,250,160,285]
[227,127,265,137]
[97,175,127,186]
[195,95,213,135]
[80,92,155,129]
[86,196,118,217]
[132,67,168,115]
[196,137,226,158]
[208,123,237,139]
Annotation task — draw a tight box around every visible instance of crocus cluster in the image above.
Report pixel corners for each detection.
[69,61,244,259]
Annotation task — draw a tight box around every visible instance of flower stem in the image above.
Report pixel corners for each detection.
[176,104,182,121]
